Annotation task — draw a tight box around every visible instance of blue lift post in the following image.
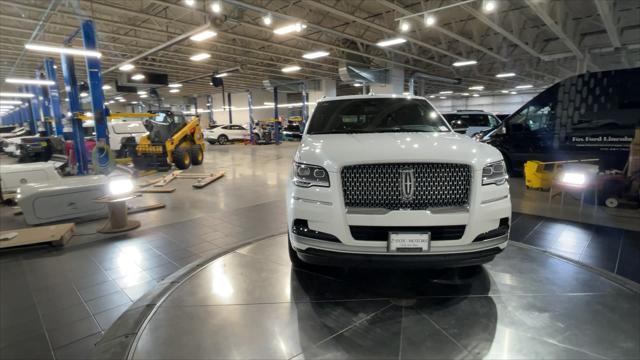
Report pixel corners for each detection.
[44,58,64,136]
[60,53,89,175]
[81,20,108,145]
[273,86,280,145]
[247,90,255,143]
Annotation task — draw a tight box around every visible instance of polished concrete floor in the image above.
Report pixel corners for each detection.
[129,235,640,360]
[1,142,639,359]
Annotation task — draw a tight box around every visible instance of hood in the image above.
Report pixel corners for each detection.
[295,132,502,172]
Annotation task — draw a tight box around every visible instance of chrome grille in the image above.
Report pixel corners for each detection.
[341,163,471,210]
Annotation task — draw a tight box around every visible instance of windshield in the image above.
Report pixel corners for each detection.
[306,98,450,135]
[442,113,500,127]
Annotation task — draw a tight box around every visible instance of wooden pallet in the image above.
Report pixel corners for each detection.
[154,170,182,187]
[193,171,225,189]
[0,223,75,249]
[137,187,175,193]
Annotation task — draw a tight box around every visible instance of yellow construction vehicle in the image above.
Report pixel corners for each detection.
[124,111,205,171]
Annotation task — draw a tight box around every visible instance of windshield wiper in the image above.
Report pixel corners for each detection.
[376,127,432,133]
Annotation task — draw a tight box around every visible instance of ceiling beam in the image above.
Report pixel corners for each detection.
[524,0,584,59]
[594,0,622,48]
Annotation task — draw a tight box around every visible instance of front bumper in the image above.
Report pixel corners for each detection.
[287,168,511,267]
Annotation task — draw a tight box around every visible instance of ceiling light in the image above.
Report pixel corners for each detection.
[102,84,111,90]
[424,14,436,26]
[5,78,55,85]
[377,37,406,47]
[400,21,410,32]
[472,93,480,97]
[515,84,533,89]
[263,13,273,26]
[460,93,470,96]
[118,99,126,102]
[428,95,435,98]
[190,30,217,42]
[184,0,195,6]
[24,43,101,58]
[0,100,22,104]
[115,96,124,100]
[452,60,478,67]
[131,73,145,80]
[214,73,228,78]
[302,51,329,59]
[439,96,447,99]
[510,91,518,95]
[211,1,221,13]
[169,89,180,93]
[84,112,93,117]
[501,90,510,93]
[108,100,115,104]
[273,22,306,35]
[137,91,147,95]
[140,94,148,98]
[353,83,363,87]
[168,83,183,87]
[496,72,516,78]
[469,85,485,90]
[0,92,34,98]
[80,92,88,97]
[282,65,301,73]
[439,91,453,94]
[483,0,497,13]
[119,64,135,71]
[190,53,211,61]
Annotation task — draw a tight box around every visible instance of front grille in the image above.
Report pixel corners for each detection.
[341,163,471,210]
[350,225,466,241]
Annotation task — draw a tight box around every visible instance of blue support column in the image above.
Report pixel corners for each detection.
[39,78,53,136]
[273,87,280,145]
[61,54,89,175]
[31,78,47,135]
[301,81,308,133]
[44,58,64,136]
[207,94,214,126]
[81,20,108,145]
[26,86,38,135]
[247,90,255,143]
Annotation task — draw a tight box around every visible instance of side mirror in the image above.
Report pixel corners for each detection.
[450,120,468,134]
[497,125,507,135]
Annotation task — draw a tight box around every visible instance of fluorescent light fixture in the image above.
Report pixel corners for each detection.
[424,14,436,26]
[377,37,406,47]
[0,92,34,98]
[496,72,516,78]
[439,91,453,94]
[510,91,517,95]
[501,90,510,93]
[131,73,145,80]
[84,112,93,117]
[264,102,275,105]
[137,91,147,95]
[169,89,180,93]
[119,64,135,71]
[130,101,138,104]
[460,93,470,96]
[483,0,497,13]
[102,85,111,90]
[282,65,301,73]
[115,96,124,100]
[263,13,273,26]
[184,0,195,6]
[428,95,435,98]
[400,21,410,32]
[274,22,306,35]
[108,100,115,104]
[190,30,217,42]
[24,43,101,58]
[5,78,54,85]
[168,83,183,88]
[118,99,126,102]
[515,84,533,89]
[439,96,447,99]
[452,60,478,67]
[353,83,363,87]
[211,1,221,13]
[214,73,228,78]
[190,53,211,61]
[469,85,485,90]
[140,94,148,98]
[0,100,22,104]
[302,51,329,59]
[472,94,480,97]
[80,92,88,97]
[561,172,586,186]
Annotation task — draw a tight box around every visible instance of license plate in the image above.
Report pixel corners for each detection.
[388,232,430,252]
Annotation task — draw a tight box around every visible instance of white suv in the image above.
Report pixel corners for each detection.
[286,95,511,268]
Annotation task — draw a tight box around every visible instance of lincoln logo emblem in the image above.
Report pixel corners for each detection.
[399,169,415,201]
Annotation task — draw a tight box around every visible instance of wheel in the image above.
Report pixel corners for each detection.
[190,145,204,165]
[207,140,216,145]
[605,197,619,208]
[253,133,260,141]
[172,146,191,170]
[217,135,228,145]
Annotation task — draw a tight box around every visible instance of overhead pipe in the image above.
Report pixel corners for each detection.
[408,72,462,95]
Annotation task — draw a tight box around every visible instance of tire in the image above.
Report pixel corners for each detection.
[172,146,191,170]
[217,135,228,145]
[253,133,260,141]
[207,140,216,145]
[190,145,204,165]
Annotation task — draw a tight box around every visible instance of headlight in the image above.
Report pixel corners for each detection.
[108,178,134,195]
[482,160,508,185]
[293,162,330,188]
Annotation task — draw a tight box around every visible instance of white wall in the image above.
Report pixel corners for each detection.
[428,93,536,114]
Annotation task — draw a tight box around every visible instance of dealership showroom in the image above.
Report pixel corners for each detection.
[1,0,640,359]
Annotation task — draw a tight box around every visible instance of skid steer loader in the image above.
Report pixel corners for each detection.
[124,111,205,171]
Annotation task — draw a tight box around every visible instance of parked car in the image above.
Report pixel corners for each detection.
[287,95,511,269]
[204,124,262,144]
[107,120,147,157]
[441,110,501,137]
[282,123,302,140]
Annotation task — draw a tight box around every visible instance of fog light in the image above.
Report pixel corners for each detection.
[108,178,134,196]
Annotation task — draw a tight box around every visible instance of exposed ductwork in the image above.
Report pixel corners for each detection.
[408,72,462,95]
[338,63,388,85]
